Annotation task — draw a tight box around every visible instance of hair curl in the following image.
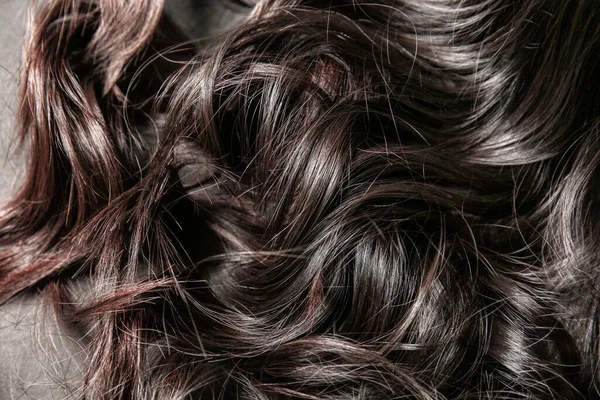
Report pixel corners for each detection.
[2,0,600,398]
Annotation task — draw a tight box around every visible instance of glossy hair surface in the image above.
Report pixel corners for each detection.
[2,0,600,398]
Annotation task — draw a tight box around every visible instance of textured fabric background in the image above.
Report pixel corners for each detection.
[0,0,25,206]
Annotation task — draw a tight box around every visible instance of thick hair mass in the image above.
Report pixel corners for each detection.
[1,0,600,398]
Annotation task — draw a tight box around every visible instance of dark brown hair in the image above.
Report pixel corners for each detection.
[2,0,600,398]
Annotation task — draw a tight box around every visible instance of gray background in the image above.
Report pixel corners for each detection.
[0,0,25,206]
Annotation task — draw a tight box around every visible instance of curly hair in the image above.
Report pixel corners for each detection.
[2,0,600,398]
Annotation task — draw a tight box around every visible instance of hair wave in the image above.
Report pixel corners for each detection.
[2,0,600,398]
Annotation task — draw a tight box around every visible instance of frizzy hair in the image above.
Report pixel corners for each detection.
[1,0,600,398]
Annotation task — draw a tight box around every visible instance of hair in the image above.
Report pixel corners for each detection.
[1,0,600,398]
